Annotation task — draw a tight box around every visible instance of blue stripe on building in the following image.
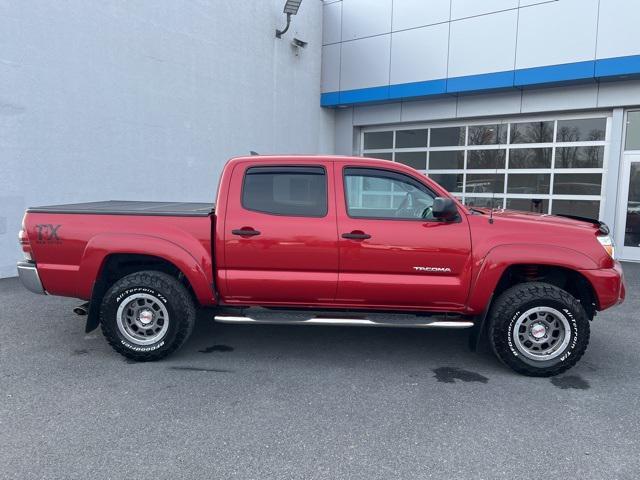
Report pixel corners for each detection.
[321,54,640,107]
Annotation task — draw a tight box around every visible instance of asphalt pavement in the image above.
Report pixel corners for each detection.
[1,264,639,479]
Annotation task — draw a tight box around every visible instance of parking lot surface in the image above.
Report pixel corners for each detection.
[1,263,639,479]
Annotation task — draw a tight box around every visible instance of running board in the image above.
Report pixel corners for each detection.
[214,308,474,329]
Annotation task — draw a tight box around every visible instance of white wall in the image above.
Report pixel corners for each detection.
[0,0,334,278]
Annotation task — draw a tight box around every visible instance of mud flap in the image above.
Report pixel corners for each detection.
[84,300,100,333]
[468,294,493,352]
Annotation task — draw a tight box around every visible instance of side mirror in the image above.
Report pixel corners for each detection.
[432,197,458,221]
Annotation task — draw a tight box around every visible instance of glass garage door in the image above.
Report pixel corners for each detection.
[360,114,609,219]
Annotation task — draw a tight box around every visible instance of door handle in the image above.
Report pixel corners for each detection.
[232,228,261,237]
[342,231,371,240]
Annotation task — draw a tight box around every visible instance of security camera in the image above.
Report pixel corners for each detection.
[291,37,307,48]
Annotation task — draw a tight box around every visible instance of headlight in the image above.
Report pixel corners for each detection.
[597,235,615,259]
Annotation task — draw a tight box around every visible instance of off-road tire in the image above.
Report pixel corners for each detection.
[100,271,196,361]
[488,282,590,377]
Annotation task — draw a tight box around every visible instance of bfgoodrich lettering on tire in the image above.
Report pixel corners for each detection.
[488,282,590,377]
[100,270,196,361]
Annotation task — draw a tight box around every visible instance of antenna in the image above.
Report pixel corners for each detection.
[488,125,503,225]
[489,197,494,224]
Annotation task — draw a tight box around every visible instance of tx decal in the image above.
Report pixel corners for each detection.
[35,224,62,244]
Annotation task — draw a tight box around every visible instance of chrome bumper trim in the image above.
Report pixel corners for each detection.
[17,262,46,295]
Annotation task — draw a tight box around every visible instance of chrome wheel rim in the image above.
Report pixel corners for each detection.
[512,306,571,361]
[116,293,169,346]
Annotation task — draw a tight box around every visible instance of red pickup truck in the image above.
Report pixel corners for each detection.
[17,156,625,376]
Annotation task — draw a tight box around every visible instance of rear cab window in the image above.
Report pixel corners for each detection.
[242,166,328,217]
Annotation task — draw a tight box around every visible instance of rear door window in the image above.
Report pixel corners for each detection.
[242,166,328,217]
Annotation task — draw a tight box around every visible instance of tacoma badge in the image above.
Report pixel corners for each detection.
[413,266,452,273]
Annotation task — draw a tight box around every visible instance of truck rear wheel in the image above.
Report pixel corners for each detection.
[488,282,590,377]
[100,270,196,361]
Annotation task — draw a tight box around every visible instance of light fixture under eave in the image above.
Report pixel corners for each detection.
[276,0,303,38]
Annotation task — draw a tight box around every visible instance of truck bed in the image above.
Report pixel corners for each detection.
[27,200,214,217]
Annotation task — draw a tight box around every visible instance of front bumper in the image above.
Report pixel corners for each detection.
[17,261,46,295]
[580,261,625,311]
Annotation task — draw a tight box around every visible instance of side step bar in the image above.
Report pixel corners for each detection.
[214,308,474,329]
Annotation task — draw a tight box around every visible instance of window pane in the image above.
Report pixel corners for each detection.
[467,149,506,169]
[507,198,548,214]
[555,146,604,168]
[431,127,465,147]
[625,111,640,151]
[429,173,463,192]
[243,167,327,217]
[552,200,600,219]
[363,176,392,191]
[468,124,507,145]
[509,148,552,168]
[344,169,435,219]
[466,174,504,194]
[364,131,393,149]
[395,152,427,170]
[507,174,550,194]
[510,121,553,144]
[429,150,464,169]
[624,163,640,246]
[556,118,606,142]
[366,152,393,161]
[465,197,503,209]
[396,129,428,148]
[553,173,602,195]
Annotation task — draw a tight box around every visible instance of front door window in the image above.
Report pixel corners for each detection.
[344,168,436,220]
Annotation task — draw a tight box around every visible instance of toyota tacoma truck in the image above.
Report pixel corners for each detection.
[17,156,625,376]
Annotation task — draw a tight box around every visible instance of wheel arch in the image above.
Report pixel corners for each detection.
[467,244,600,319]
[79,234,216,332]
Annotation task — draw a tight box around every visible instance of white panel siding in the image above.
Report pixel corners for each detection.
[322,1,342,45]
[390,24,449,85]
[597,80,640,108]
[515,0,599,69]
[321,44,341,92]
[400,97,458,122]
[456,91,522,118]
[450,0,518,20]
[521,84,598,113]
[448,10,518,77]
[322,0,640,99]
[341,0,392,41]
[519,0,556,6]
[596,0,640,59]
[354,103,402,126]
[392,0,451,31]
[340,35,391,90]
[334,107,356,155]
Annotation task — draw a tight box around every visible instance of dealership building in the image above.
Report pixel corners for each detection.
[323,0,640,262]
[2,0,640,277]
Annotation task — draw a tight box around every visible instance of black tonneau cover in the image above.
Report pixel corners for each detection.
[27,200,214,217]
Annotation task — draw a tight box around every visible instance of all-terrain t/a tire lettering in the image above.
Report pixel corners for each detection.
[100,270,196,361]
[488,282,590,377]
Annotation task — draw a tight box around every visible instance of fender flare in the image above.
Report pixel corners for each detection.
[77,233,215,306]
[466,243,598,313]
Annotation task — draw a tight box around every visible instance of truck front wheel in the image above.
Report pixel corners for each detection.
[100,271,196,361]
[488,282,590,377]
